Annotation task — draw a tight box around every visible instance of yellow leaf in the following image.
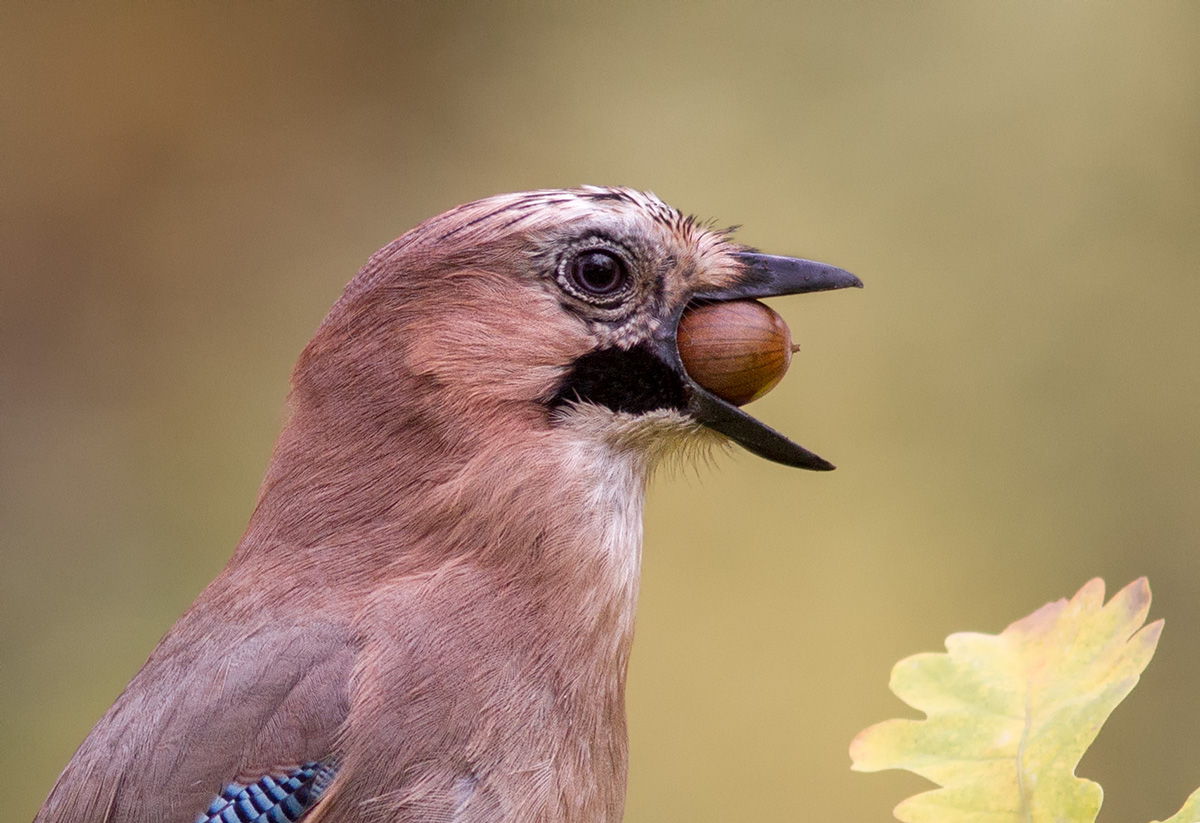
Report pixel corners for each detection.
[1152,787,1200,823]
[850,578,1162,823]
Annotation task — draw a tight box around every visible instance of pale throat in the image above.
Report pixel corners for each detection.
[561,431,648,612]
[551,405,718,649]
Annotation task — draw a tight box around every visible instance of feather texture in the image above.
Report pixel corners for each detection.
[197,761,338,823]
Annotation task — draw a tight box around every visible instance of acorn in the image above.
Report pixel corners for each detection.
[677,299,797,406]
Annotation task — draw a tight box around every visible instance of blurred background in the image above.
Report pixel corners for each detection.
[2,3,1198,820]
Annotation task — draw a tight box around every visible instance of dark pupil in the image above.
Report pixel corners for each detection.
[572,251,625,295]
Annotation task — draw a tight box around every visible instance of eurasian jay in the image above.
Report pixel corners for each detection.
[35,187,859,823]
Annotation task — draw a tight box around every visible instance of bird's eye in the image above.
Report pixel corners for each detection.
[569,250,629,298]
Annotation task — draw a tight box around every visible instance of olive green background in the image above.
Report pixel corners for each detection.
[3,3,1198,821]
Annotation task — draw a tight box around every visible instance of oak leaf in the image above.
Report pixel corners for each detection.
[850,578,1165,823]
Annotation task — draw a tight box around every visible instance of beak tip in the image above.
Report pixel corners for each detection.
[822,267,862,292]
[791,452,836,472]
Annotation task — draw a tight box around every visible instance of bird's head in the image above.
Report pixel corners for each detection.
[286,187,859,491]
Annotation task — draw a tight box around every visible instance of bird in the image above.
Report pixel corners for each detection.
[35,186,860,823]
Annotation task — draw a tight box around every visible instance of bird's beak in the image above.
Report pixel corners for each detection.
[658,253,862,471]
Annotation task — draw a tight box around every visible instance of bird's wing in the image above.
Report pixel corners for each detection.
[35,601,358,823]
[195,760,339,823]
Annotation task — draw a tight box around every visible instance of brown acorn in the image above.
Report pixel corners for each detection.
[676,299,796,406]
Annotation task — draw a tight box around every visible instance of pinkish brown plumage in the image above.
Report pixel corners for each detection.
[35,187,859,823]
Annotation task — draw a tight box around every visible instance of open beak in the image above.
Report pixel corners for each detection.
[659,252,862,471]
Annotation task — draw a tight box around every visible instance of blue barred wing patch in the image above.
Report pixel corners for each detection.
[196,760,337,823]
